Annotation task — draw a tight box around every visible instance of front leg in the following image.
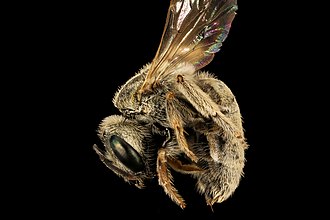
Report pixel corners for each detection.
[157,148,186,209]
[157,146,204,209]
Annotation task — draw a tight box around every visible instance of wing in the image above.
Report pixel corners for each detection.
[139,0,238,94]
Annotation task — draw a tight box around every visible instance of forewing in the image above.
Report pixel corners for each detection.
[140,0,238,92]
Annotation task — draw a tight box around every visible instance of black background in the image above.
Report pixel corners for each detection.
[4,0,320,219]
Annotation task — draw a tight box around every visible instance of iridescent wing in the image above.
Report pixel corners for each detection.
[139,0,237,93]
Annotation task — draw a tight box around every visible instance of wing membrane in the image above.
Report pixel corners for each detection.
[140,0,237,93]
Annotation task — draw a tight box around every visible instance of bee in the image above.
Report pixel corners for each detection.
[93,0,248,209]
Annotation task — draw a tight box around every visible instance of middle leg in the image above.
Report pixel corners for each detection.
[165,91,198,162]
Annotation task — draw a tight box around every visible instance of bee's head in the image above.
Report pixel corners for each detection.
[93,115,157,188]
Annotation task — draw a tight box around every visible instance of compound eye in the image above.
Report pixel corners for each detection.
[109,135,145,172]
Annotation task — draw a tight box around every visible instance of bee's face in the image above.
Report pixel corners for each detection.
[93,115,159,188]
[103,134,145,172]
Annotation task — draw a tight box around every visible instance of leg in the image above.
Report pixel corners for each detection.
[175,75,245,158]
[173,74,248,206]
[156,146,204,209]
[157,148,186,209]
[167,156,204,174]
[165,92,198,162]
[205,133,222,163]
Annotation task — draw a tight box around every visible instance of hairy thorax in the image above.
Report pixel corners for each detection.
[113,64,169,127]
